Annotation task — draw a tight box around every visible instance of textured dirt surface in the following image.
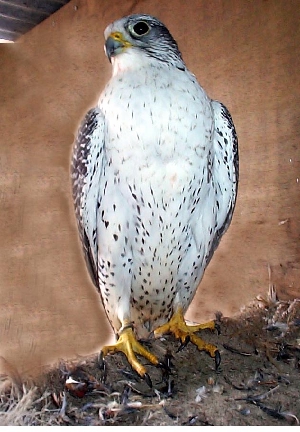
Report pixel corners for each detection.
[1,291,300,426]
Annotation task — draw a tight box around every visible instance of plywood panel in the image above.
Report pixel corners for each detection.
[0,0,299,377]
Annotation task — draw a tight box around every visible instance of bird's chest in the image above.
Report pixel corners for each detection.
[99,67,212,168]
[96,66,214,323]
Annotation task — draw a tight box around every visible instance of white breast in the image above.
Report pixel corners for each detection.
[99,51,213,181]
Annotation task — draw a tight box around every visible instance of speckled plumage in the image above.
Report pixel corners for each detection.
[71,14,238,340]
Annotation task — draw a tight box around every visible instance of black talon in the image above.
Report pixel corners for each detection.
[177,335,190,352]
[214,350,221,370]
[143,372,153,388]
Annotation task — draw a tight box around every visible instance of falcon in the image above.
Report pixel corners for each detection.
[71,14,238,385]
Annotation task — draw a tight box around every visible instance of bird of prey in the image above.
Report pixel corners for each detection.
[71,14,238,385]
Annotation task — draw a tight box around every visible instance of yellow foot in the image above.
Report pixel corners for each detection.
[154,308,221,369]
[100,325,159,387]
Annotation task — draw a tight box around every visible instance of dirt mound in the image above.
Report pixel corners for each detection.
[1,290,299,426]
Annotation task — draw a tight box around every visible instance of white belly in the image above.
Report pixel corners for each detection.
[96,61,216,337]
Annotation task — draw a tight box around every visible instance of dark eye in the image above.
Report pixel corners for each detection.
[131,21,150,36]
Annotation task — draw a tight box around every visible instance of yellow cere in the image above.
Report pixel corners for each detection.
[110,31,132,48]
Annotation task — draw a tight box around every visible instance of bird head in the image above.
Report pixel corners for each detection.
[104,14,185,70]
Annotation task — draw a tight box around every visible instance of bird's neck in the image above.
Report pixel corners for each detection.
[110,49,183,77]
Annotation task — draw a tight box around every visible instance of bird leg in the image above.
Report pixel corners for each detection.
[100,323,159,387]
[154,307,221,369]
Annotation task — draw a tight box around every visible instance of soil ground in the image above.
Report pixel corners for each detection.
[1,289,300,426]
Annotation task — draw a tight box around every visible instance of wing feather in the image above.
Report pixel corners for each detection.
[71,107,105,288]
[208,101,239,261]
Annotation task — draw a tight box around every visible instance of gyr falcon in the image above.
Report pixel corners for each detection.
[71,14,239,385]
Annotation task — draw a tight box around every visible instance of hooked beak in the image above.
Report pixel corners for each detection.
[105,32,132,62]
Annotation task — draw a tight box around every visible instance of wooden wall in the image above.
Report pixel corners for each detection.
[0,0,299,378]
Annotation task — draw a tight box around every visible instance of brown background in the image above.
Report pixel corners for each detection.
[0,0,299,378]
